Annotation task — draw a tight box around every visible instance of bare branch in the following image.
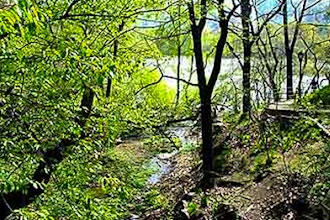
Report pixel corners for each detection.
[198,0,208,30]
[60,0,81,19]
[226,42,243,68]
[134,66,163,95]
[163,75,199,86]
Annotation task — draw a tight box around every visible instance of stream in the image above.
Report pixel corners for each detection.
[141,57,329,185]
[144,122,198,185]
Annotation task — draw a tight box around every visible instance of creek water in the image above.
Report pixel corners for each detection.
[145,123,198,185]
[142,55,329,183]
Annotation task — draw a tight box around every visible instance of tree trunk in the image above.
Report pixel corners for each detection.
[298,60,303,97]
[190,24,214,189]
[242,47,251,113]
[286,50,294,99]
[200,94,213,188]
[106,22,124,98]
[241,0,252,113]
[176,4,181,105]
[187,0,233,189]
[270,77,280,101]
[191,29,214,187]
[283,0,293,99]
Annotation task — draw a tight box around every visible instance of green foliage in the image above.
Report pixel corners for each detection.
[180,142,200,153]
[290,142,329,177]
[290,141,330,217]
[144,189,168,209]
[144,135,180,153]
[0,0,177,218]
[250,153,270,174]
[11,141,157,219]
[0,0,329,219]
[304,85,330,107]
[185,201,199,216]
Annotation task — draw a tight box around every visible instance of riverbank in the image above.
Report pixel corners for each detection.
[6,113,329,220]
[124,114,330,220]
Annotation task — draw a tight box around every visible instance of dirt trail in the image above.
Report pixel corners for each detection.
[209,173,315,220]
[117,126,328,220]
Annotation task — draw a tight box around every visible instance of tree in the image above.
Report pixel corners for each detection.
[240,0,252,113]
[0,0,169,217]
[187,0,238,187]
[106,21,125,98]
[300,24,330,91]
[226,1,282,112]
[239,0,283,112]
[255,24,284,102]
[282,0,321,99]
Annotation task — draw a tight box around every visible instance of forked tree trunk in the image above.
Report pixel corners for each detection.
[283,0,310,99]
[188,0,235,189]
[191,27,215,187]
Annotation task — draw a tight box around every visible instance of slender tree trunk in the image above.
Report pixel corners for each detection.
[106,22,124,98]
[200,94,213,188]
[184,55,194,102]
[176,49,181,104]
[242,46,251,113]
[176,3,181,105]
[286,50,294,98]
[241,0,252,113]
[298,60,303,97]
[283,0,293,99]
[283,0,310,99]
[270,77,280,101]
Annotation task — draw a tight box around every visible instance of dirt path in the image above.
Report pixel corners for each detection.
[139,148,324,220]
[116,129,328,220]
[208,173,315,220]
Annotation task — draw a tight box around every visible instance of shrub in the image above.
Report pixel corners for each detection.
[306,85,330,107]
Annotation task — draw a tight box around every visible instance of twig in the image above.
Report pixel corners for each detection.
[60,0,81,19]
[1,194,13,212]
[321,202,330,212]
[163,75,198,86]
[301,214,318,220]
[134,61,164,95]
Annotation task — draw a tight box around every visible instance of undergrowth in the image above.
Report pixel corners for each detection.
[11,141,168,220]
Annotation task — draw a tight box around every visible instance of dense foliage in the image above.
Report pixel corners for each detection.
[0,0,329,219]
[306,85,330,106]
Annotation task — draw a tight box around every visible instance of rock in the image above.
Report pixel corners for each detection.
[215,204,242,220]
[128,214,139,220]
[157,150,178,160]
[115,138,123,145]
[173,192,197,220]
